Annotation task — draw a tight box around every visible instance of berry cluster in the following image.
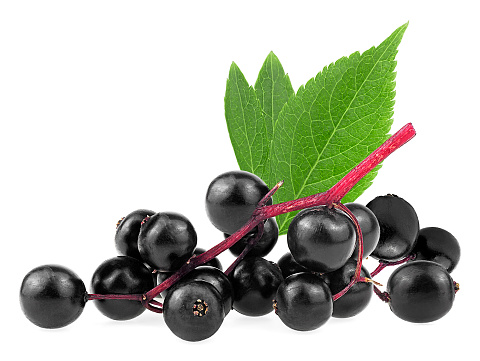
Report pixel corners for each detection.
[19,123,459,342]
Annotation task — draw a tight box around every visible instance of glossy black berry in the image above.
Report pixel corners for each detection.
[274,272,332,331]
[345,203,380,259]
[287,206,356,273]
[138,212,197,271]
[229,257,284,316]
[322,259,372,318]
[205,170,272,234]
[225,217,279,258]
[163,280,224,342]
[91,256,154,320]
[410,227,460,273]
[193,247,223,271]
[20,265,87,329]
[277,252,310,279]
[387,261,455,323]
[366,194,419,261]
[115,209,155,260]
[171,266,233,315]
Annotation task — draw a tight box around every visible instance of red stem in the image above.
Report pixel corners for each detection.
[224,221,265,276]
[90,123,416,305]
[331,203,364,301]
[370,254,416,278]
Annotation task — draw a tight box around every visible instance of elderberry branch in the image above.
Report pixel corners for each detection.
[141,123,416,304]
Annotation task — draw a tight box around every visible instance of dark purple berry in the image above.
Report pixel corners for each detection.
[163,280,224,342]
[345,203,380,258]
[225,217,279,258]
[138,212,197,271]
[322,259,372,318]
[20,265,87,329]
[277,252,310,279]
[366,194,419,261]
[274,272,332,331]
[287,206,356,273]
[91,256,154,320]
[115,209,155,260]
[229,257,283,316]
[410,227,460,273]
[205,170,272,234]
[387,261,455,323]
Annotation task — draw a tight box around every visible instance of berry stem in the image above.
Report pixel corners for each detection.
[224,221,265,276]
[373,285,391,302]
[88,293,145,301]
[331,202,364,302]
[370,254,416,278]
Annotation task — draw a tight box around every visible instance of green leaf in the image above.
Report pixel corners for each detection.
[272,23,408,234]
[254,52,295,188]
[225,54,294,183]
[225,62,269,179]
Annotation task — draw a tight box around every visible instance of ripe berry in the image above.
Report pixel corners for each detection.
[322,259,372,318]
[205,170,272,234]
[410,227,460,273]
[91,256,154,320]
[345,203,380,258]
[274,272,332,331]
[115,209,155,260]
[225,217,279,258]
[163,280,224,342]
[168,266,234,315]
[277,252,310,279]
[20,265,87,329]
[287,206,356,273]
[229,257,283,316]
[138,212,197,271]
[387,261,455,323]
[366,194,419,261]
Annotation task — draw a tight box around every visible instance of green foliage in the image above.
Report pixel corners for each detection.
[225,23,408,234]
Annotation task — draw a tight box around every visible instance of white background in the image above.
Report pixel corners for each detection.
[1,1,478,360]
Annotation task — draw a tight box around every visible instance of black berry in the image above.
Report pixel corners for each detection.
[387,261,455,323]
[287,206,356,273]
[366,194,419,261]
[205,170,271,234]
[274,272,332,331]
[20,265,87,329]
[115,209,155,260]
[229,257,283,316]
[410,227,460,273]
[138,212,197,271]
[91,256,154,320]
[163,280,224,342]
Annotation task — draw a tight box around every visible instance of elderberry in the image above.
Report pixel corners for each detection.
[410,227,460,273]
[229,257,283,316]
[138,212,197,272]
[366,194,419,261]
[387,261,456,323]
[287,206,356,273]
[205,170,271,234]
[91,256,154,320]
[20,265,87,329]
[274,272,332,331]
[163,280,224,342]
